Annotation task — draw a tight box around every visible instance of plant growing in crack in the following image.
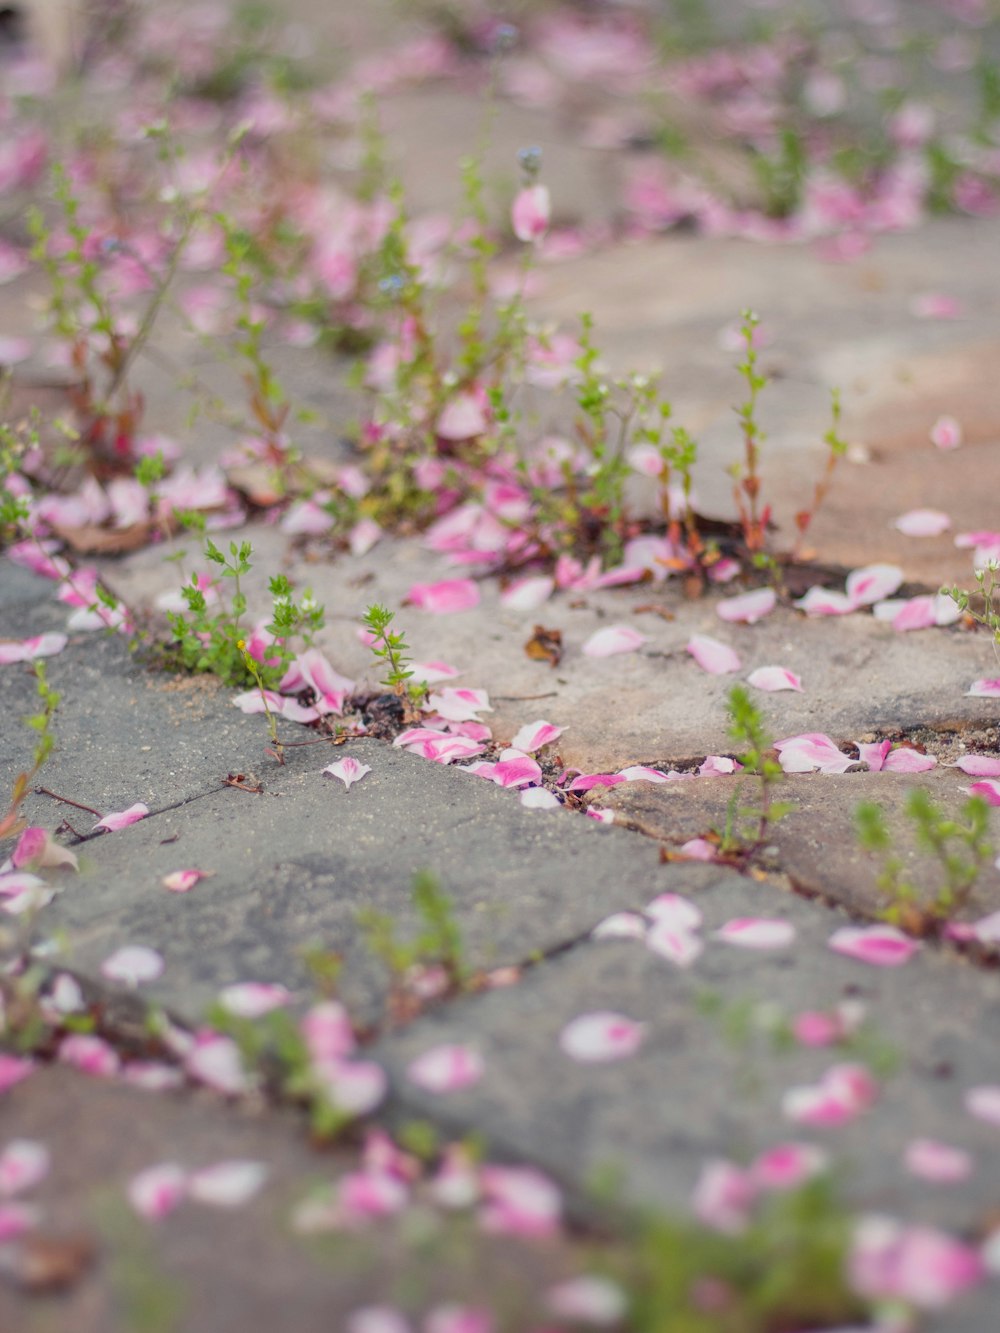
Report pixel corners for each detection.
[945,558,1000,665]
[361,603,427,708]
[716,684,795,863]
[855,789,995,932]
[0,663,61,843]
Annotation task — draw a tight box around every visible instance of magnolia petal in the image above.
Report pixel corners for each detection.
[408,660,460,684]
[500,576,554,611]
[188,1160,268,1207]
[930,414,962,449]
[317,1058,387,1116]
[0,1141,49,1197]
[520,787,560,810]
[0,632,68,665]
[716,587,776,624]
[646,921,703,967]
[796,586,855,616]
[678,838,717,861]
[857,740,891,772]
[904,1139,972,1183]
[546,1275,628,1325]
[969,678,1000,697]
[0,1054,35,1094]
[746,666,802,692]
[218,982,292,1018]
[968,779,1000,806]
[512,184,551,243]
[93,803,149,833]
[407,579,480,614]
[559,1012,645,1063]
[101,945,164,986]
[12,827,78,872]
[699,756,740,776]
[686,634,740,675]
[846,563,904,607]
[894,508,951,537]
[509,720,564,753]
[591,912,647,941]
[582,625,646,658]
[162,868,210,893]
[618,765,670,783]
[954,755,1000,776]
[645,893,702,930]
[185,1035,249,1095]
[58,1034,120,1078]
[774,733,854,775]
[715,917,796,949]
[690,1159,755,1234]
[427,687,492,721]
[883,747,936,773]
[492,756,542,788]
[128,1163,188,1219]
[970,910,1000,944]
[407,1044,484,1093]
[568,773,625,792]
[751,1143,829,1191]
[828,925,919,967]
[782,1063,878,1126]
[323,757,372,790]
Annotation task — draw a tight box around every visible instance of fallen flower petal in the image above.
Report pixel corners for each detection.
[101,946,165,986]
[883,747,937,773]
[185,1034,249,1095]
[618,765,671,782]
[582,625,646,657]
[715,918,796,948]
[520,787,560,810]
[850,1216,984,1309]
[345,1307,412,1333]
[954,755,1000,776]
[512,183,551,243]
[407,1044,484,1093]
[0,1054,35,1094]
[407,579,480,614]
[646,893,703,930]
[968,779,1000,806]
[491,755,542,788]
[128,1163,187,1220]
[678,838,717,861]
[774,733,854,774]
[904,1139,972,1183]
[0,1141,49,1197]
[500,576,554,611]
[894,508,951,537]
[58,1034,120,1078]
[427,687,492,721]
[647,921,703,967]
[828,925,920,967]
[930,414,962,450]
[424,1304,494,1333]
[686,634,740,675]
[479,1164,561,1238]
[315,1058,387,1116]
[12,827,78,872]
[795,586,855,616]
[568,773,626,792]
[323,757,372,790]
[408,660,460,684]
[691,1159,756,1234]
[782,1063,878,1125]
[509,720,564,753]
[969,678,1000,697]
[845,563,904,607]
[751,1143,828,1191]
[746,666,802,692]
[218,982,292,1018]
[162,868,210,893]
[0,632,68,665]
[546,1275,628,1325]
[559,1012,645,1063]
[591,912,647,940]
[188,1160,268,1207]
[93,803,149,833]
[967,1086,1000,1125]
[716,587,776,623]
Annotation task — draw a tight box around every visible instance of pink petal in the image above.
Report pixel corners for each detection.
[408,660,460,685]
[546,1275,627,1325]
[427,687,492,721]
[479,1165,561,1237]
[559,1012,645,1063]
[511,184,551,243]
[969,678,1000,697]
[686,634,740,674]
[883,747,937,772]
[850,1217,984,1309]
[436,393,488,441]
[828,925,920,967]
[162,868,210,893]
[970,910,1000,944]
[716,587,776,624]
[122,1063,186,1092]
[185,1034,249,1095]
[301,1001,356,1063]
[699,756,741,776]
[618,765,671,783]
[509,720,564,753]
[0,1140,49,1196]
[0,1203,38,1239]
[407,1044,484,1093]
[646,894,703,930]
[520,787,560,810]
[894,509,951,537]
[567,772,626,792]
[795,586,855,616]
[499,576,554,611]
[845,563,904,607]
[782,1063,878,1125]
[930,414,962,449]
[582,625,646,657]
[349,517,382,557]
[857,740,891,772]
[715,917,796,948]
[12,827,78,872]
[746,666,802,692]
[954,755,1000,777]
[424,1304,494,1333]
[314,1058,387,1116]
[678,838,718,861]
[407,579,480,614]
[58,1034,120,1078]
[218,982,291,1018]
[187,1160,268,1207]
[491,755,542,788]
[345,1308,412,1333]
[966,1086,1000,1125]
[646,921,703,967]
[591,912,647,941]
[93,802,149,832]
[751,1143,828,1191]
[968,779,1000,806]
[904,1139,972,1183]
[101,945,164,986]
[691,1159,756,1234]
[323,757,372,790]
[128,1163,187,1219]
[0,632,68,665]
[774,733,854,774]
[0,1054,35,1094]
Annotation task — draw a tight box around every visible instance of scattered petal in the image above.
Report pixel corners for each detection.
[500,576,554,611]
[101,946,164,986]
[828,925,920,967]
[591,912,647,941]
[968,778,1000,806]
[845,563,904,607]
[775,733,854,774]
[509,720,564,753]
[218,983,292,1018]
[188,1160,268,1207]
[782,1063,878,1126]
[930,414,962,450]
[11,828,78,872]
[407,579,480,614]
[715,918,796,949]
[345,1308,412,1333]
[647,920,703,967]
[618,765,671,783]
[93,803,149,833]
[850,1216,984,1309]
[0,632,68,665]
[559,1012,645,1063]
[546,1275,628,1325]
[185,1034,249,1095]
[323,757,372,790]
[904,1139,972,1183]
[966,1086,1000,1125]
[716,587,776,624]
[58,1034,120,1078]
[128,1163,187,1220]
[746,666,802,692]
[969,678,1000,697]
[408,660,460,684]
[0,1054,35,1094]
[691,1159,755,1234]
[479,1164,561,1237]
[751,1143,829,1191]
[686,634,740,675]
[0,1141,49,1197]
[520,787,560,809]
[407,1045,484,1094]
[953,755,1000,777]
[582,625,646,657]
[894,509,951,537]
[162,868,210,893]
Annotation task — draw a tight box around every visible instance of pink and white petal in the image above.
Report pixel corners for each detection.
[750,1143,828,1191]
[407,1045,484,1094]
[479,1165,561,1237]
[0,1202,40,1239]
[969,678,1000,698]
[828,925,920,967]
[888,595,937,632]
[122,1062,186,1092]
[645,893,702,931]
[846,563,904,607]
[185,1034,249,1095]
[301,1001,356,1063]
[424,1303,494,1333]
[128,1163,188,1219]
[187,1160,268,1207]
[58,1034,120,1078]
[0,1140,49,1196]
[716,587,776,624]
[699,756,741,776]
[407,579,480,614]
[774,733,854,775]
[509,720,564,753]
[427,687,492,721]
[618,765,670,782]
[93,803,149,833]
[883,747,937,773]
[904,1139,972,1183]
[18,633,69,661]
[492,756,543,788]
[746,666,802,692]
[894,509,951,537]
[795,586,855,616]
[520,787,560,810]
[930,415,962,450]
[715,917,796,949]
[970,910,1000,944]
[691,1159,756,1234]
[954,756,1000,777]
[967,779,1000,807]
[966,1086,1000,1126]
[857,740,891,772]
[591,912,647,941]
[0,1054,35,1094]
[646,922,703,967]
[323,757,372,790]
[500,576,554,611]
[678,838,718,861]
[162,868,210,893]
[686,634,740,674]
[233,689,284,715]
[218,983,292,1018]
[101,946,164,986]
[559,1012,645,1063]
[586,806,616,824]
[408,661,461,685]
[582,625,646,658]
[545,1275,628,1325]
[568,773,626,793]
[316,1058,387,1116]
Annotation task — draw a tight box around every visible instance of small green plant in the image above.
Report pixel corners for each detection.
[945,559,1000,663]
[728,310,768,555]
[716,685,796,862]
[1,663,61,844]
[361,603,427,706]
[792,389,849,560]
[357,869,469,1022]
[856,789,995,930]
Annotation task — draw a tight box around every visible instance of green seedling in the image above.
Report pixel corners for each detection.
[361,603,426,706]
[716,685,796,861]
[946,559,1000,663]
[1,663,61,844]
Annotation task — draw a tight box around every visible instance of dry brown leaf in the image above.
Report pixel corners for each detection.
[0,1233,96,1291]
[52,522,151,555]
[524,624,563,668]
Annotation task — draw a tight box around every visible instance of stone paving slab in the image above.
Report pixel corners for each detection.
[0,1065,571,1333]
[602,767,1000,920]
[373,874,1000,1240]
[34,736,722,1024]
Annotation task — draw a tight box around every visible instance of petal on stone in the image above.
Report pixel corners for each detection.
[323,757,372,790]
[894,508,951,537]
[969,678,1000,697]
[828,925,920,967]
[93,803,149,832]
[846,563,904,607]
[101,946,165,986]
[188,1160,268,1207]
[520,787,560,810]
[0,1140,49,1197]
[746,665,802,692]
[128,1163,188,1220]
[407,1044,484,1093]
[162,868,211,893]
[406,579,480,614]
[509,720,564,753]
[904,1139,972,1183]
[966,1086,1000,1125]
[715,917,796,948]
[500,576,554,611]
[582,625,646,657]
[218,982,292,1018]
[559,1012,645,1063]
[716,587,776,624]
[686,634,740,674]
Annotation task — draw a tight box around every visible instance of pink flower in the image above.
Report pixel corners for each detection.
[559,1012,645,1063]
[828,925,920,967]
[407,579,480,614]
[58,1034,120,1078]
[686,634,740,675]
[511,185,551,243]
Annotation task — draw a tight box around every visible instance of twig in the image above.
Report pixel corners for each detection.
[34,787,103,817]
